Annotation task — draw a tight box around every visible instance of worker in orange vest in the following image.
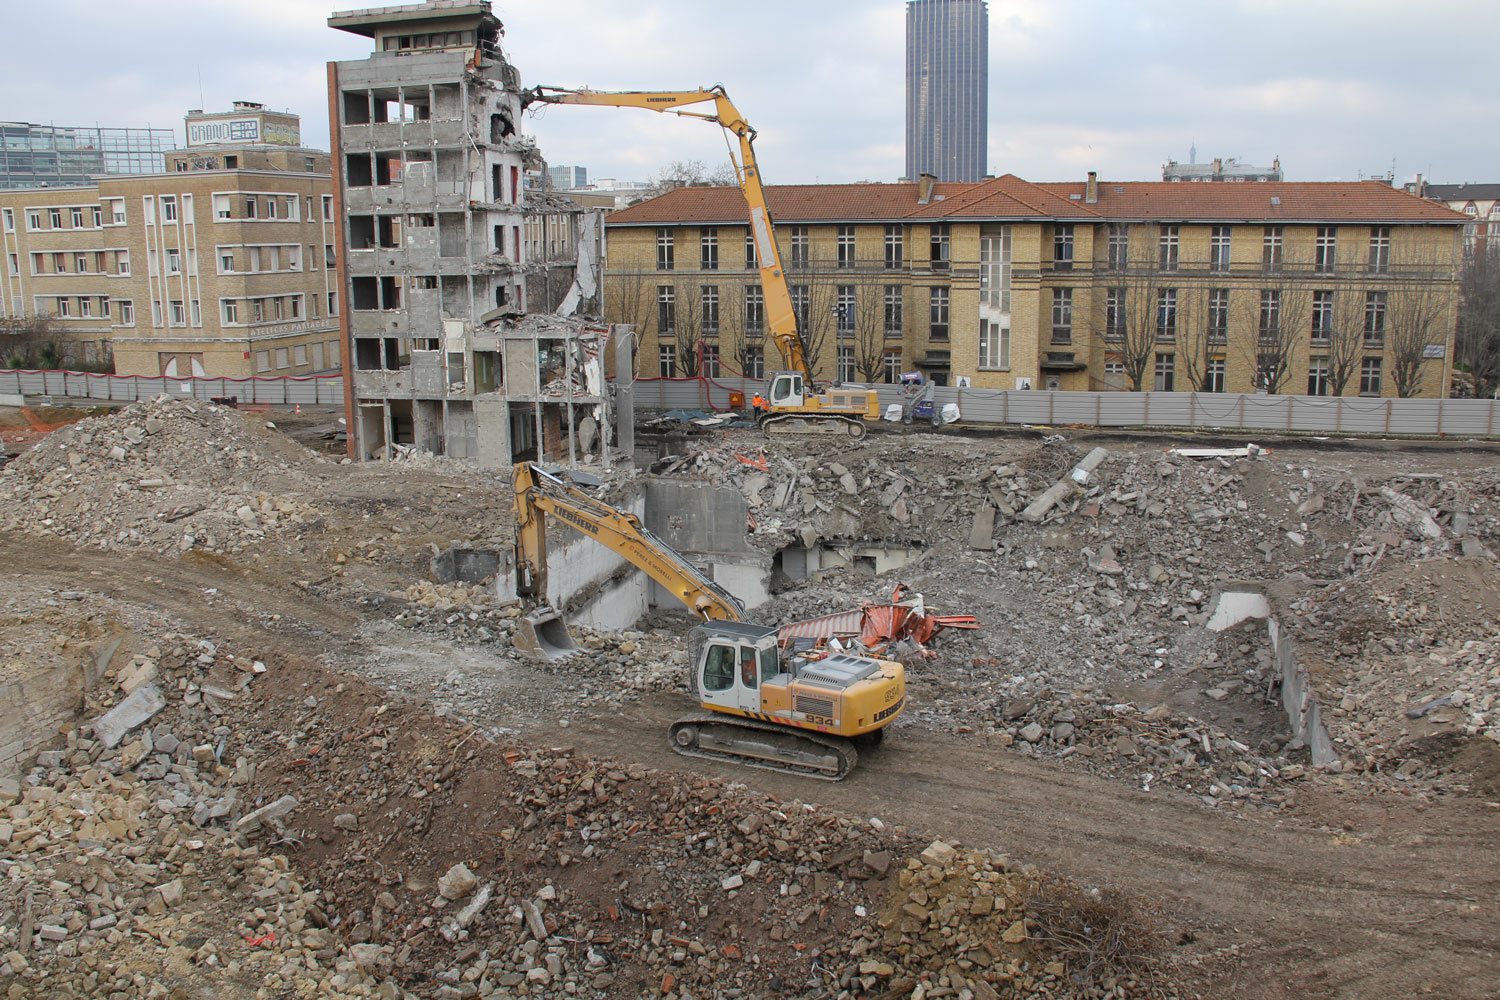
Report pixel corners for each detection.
[751,392,766,419]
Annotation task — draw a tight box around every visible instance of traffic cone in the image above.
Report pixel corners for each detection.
[294,403,302,415]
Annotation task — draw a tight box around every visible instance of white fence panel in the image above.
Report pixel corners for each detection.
[0,369,346,406]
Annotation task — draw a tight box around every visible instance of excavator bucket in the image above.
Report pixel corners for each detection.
[512,606,578,661]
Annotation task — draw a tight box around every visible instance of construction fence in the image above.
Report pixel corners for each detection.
[630,374,1500,438]
[0,369,344,406]
[4,368,1498,437]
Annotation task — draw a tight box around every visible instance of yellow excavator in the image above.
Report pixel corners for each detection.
[524,86,881,439]
[512,462,905,779]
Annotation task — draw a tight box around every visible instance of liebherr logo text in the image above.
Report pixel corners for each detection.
[874,697,904,722]
[555,509,599,535]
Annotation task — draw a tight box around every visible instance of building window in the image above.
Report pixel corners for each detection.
[884,225,903,269]
[1050,288,1072,344]
[979,318,1009,370]
[75,254,88,273]
[275,347,290,369]
[1104,359,1125,383]
[170,300,185,325]
[837,225,856,268]
[190,300,201,326]
[70,207,84,228]
[1315,226,1337,273]
[1208,288,1229,344]
[837,346,855,381]
[979,225,1012,312]
[119,300,134,326]
[656,285,675,334]
[929,287,950,341]
[1158,225,1179,271]
[57,297,71,317]
[837,285,855,336]
[1,208,11,232]
[92,206,102,227]
[1154,352,1175,391]
[1307,357,1331,396]
[252,299,264,323]
[1360,356,1382,395]
[658,345,676,377]
[223,300,239,324]
[49,208,62,229]
[789,285,809,330]
[789,226,809,269]
[883,285,903,337]
[1364,291,1387,347]
[1369,226,1391,274]
[702,344,720,378]
[117,250,130,275]
[745,285,764,334]
[1210,226,1232,272]
[112,200,125,224]
[1157,288,1177,342]
[882,350,902,383]
[220,251,235,273]
[1105,287,1126,340]
[744,347,764,379]
[1259,289,1281,339]
[930,224,951,269]
[80,297,92,318]
[266,198,277,220]
[327,291,338,316]
[1205,357,1226,393]
[256,351,271,373]
[27,211,41,230]
[162,197,178,223]
[1107,223,1129,270]
[744,230,758,270]
[322,195,333,221]
[5,253,14,276]
[1311,290,1333,343]
[167,249,181,274]
[700,285,719,335]
[1052,224,1074,271]
[53,252,66,273]
[1263,226,1283,272]
[699,227,718,270]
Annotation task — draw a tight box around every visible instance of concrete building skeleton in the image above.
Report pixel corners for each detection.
[327,1,608,467]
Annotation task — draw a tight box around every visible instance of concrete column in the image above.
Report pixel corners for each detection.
[615,326,635,465]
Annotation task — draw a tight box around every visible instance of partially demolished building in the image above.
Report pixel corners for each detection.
[327,1,608,466]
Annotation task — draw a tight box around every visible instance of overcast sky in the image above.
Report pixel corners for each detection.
[6,1,1498,187]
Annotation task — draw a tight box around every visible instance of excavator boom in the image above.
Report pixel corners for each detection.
[524,86,812,381]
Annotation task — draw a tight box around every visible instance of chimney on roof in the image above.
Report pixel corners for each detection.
[1414,173,1425,197]
[917,172,936,206]
[1086,171,1098,205]
[1213,157,1223,174]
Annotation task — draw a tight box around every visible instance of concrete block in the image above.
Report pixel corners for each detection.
[92,684,167,749]
[968,505,996,550]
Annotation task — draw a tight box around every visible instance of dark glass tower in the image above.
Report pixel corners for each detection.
[905,0,988,183]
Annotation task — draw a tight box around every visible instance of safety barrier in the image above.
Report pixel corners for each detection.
[0,370,344,406]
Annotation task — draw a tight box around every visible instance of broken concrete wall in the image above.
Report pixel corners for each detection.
[643,479,771,610]
[0,637,100,777]
[1267,616,1338,767]
[497,494,648,630]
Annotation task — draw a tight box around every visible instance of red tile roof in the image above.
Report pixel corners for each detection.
[1035,180,1465,223]
[606,177,1466,227]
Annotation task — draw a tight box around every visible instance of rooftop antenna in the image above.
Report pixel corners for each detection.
[197,67,205,110]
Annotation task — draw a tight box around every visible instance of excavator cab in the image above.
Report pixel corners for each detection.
[766,371,805,410]
[686,621,781,716]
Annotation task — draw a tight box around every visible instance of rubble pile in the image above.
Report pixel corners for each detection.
[854,841,1171,1000]
[0,396,324,556]
[0,631,402,999]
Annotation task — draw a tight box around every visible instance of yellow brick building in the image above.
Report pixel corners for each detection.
[1,146,339,377]
[604,174,1465,398]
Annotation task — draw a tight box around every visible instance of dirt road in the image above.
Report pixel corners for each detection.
[5,530,1495,1000]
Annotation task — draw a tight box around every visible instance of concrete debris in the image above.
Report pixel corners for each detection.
[90,683,167,748]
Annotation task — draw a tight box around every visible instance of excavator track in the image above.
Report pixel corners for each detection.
[760,414,867,440]
[668,713,859,781]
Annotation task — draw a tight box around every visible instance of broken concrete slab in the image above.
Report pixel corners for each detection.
[235,794,299,832]
[968,505,996,550]
[1379,487,1443,540]
[91,684,167,749]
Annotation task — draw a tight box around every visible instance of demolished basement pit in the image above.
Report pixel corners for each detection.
[3,396,1500,998]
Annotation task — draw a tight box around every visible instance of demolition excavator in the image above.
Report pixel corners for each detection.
[523,86,881,439]
[512,462,905,780]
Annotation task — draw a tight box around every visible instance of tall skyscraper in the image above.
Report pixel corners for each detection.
[905,0,988,183]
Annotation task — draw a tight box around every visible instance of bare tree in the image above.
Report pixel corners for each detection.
[1459,247,1500,397]
[1091,255,1167,391]
[640,159,738,201]
[1323,291,1367,397]
[603,270,657,376]
[1240,277,1309,394]
[1388,248,1453,398]
[671,281,704,377]
[853,279,887,382]
[0,312,52,369]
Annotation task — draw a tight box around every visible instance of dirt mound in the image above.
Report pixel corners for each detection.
[0,395,324,555]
